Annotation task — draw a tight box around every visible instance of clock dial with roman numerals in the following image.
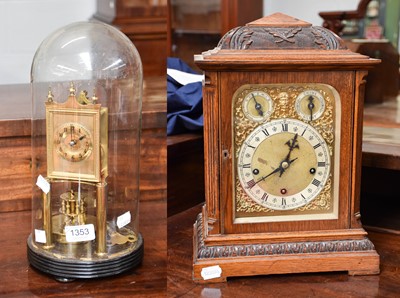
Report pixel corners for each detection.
[237,118,330,210]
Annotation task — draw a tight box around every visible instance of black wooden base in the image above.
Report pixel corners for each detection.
[27,234,143,281]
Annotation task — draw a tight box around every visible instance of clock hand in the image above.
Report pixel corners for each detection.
[69,135,86,147]
[251,93,263,116]
[307,95,315,121]
[283,133,299,162]
[278,157,298,177]
[254,166,282,186]
[254,156,299,186]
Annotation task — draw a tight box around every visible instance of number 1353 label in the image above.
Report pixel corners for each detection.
[65,224,96,243]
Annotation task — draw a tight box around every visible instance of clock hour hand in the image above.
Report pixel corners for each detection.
[283,133,299,162]
[251,93,263,116]
[69,135,86,147]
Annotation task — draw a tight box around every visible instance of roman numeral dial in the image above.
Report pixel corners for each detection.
[237,118,331,211]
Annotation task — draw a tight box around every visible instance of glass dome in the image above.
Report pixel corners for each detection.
[27,21,143,280]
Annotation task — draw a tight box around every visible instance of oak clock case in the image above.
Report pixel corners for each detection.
[193,13,380,282]
[27,22,143,281]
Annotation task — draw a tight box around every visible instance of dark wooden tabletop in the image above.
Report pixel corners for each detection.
[168,204,400,297]
[0,200,166,297]
[363,99,400,170]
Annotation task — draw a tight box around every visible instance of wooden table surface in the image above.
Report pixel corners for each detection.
[168,204,400,297]
[0,200,166,297]
[363,98,400,170]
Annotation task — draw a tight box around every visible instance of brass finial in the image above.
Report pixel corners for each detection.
[69,82,75,96]
[78,90,90,105]
[47,88,54,102]
[91,89,98,103]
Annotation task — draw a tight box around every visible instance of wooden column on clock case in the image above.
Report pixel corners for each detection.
[201,71,221,235]
[193,13,380,282]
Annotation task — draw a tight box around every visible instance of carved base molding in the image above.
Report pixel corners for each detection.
[193,213,380,283]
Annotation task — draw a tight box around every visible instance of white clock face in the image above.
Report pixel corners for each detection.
[295,90,326,121]
[242,91,274,122]
[237,118,331,210]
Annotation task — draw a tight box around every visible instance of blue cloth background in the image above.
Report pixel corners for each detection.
[167,57,203,136]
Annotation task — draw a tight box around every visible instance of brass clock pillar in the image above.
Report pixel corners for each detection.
[193,13,380,282]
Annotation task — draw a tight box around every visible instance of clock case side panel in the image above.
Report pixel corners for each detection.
[201,72,222,236]
[218,70,362,238]
[350,70,369,229]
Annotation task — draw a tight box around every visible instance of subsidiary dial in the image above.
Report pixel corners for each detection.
[242,91,274,122]
[237,119,330,210]
[295,90,326,121]
[55,123,93,162]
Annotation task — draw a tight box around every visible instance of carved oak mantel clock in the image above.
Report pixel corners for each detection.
[193,13,380,282]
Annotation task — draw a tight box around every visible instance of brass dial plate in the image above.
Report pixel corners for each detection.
[55,122,93,162]
[232,83,340,223]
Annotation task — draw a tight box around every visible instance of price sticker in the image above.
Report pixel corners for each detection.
[65,224,95,243]
[117,211,131,228]
[34,229,47,244]
[36,175,50,194]
[201,265,222,280]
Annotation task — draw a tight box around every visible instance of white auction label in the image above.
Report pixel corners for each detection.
[117,211,131,228]
[34,229,47,244]
[36,175,50,194]
[201,265,222,280]
[65,224,95,243]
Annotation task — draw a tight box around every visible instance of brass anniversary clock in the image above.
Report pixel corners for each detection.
[193,14,380,282]
[27,22,143,281]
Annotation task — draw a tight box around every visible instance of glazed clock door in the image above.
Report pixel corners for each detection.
[219,71,356,235]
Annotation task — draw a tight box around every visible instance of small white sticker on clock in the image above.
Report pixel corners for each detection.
[201,265,222,280]
[34,229,47,244]
[65,224,95,242]
[36,175,50,194]
[117,211,131,228]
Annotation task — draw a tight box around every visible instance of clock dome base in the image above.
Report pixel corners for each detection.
[27,234,144,280]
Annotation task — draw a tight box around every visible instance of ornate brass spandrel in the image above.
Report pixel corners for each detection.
[233,84,336,156]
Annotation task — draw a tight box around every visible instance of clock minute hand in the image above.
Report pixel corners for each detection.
[255,156,299,186]
[254,166,282,186]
